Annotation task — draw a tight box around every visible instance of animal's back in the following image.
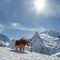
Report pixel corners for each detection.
[19,39,27,45]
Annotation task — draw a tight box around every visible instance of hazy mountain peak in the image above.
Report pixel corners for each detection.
[40,30,60,38]
[0,33,10,46]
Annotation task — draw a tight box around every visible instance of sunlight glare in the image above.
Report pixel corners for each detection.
[33,0,46,13]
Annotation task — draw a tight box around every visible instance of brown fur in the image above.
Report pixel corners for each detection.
[15,38,30,52]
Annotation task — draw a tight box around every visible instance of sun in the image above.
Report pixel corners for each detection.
[33,0,46,13]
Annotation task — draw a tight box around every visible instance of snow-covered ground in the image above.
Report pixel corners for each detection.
[0,47,60,60]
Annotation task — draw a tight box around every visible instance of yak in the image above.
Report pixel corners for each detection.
[15,38,30,52]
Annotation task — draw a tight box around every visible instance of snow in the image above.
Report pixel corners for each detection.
[8,39,15,49]
[52,52,60,57]
[0,47,60,60]
[30,30,60,55]
[0,30,60,60]
[6,30,60,56]
[40,30,60,38]
[0,33,10,46]
[0,33,10,43]
[30,32,44,53]
[0,41,9,46]
[40,33,58,48]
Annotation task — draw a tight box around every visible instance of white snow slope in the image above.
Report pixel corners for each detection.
[0,47,60,60]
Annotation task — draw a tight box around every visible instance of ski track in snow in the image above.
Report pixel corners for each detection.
[0,47,60,60]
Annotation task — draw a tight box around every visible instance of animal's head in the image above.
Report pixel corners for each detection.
[26,40,30,46]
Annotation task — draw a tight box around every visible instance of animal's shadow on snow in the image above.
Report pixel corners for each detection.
[10,50,28,54]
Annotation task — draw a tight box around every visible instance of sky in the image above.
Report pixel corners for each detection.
[0,0,60,40]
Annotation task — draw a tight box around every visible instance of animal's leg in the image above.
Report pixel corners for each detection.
[23,48,24,52]
[16,48,18,51]
[20,48,21,52]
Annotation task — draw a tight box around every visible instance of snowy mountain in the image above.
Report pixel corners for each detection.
[0,33,10,46]
[8,30,60,55]
[30,32,45,53]
[30,30,60,55]
[8,39,15,49]
[0,47,60,60]
[40,30,60,38]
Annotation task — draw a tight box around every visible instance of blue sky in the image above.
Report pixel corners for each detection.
[0,0,60,40]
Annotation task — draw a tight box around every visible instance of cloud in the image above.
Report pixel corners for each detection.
[11,23,19,26]
[42,0,60,17]
[0,22,47,33]
[10,22,47,32]
[25,0,60,17]
[0,24,5,33]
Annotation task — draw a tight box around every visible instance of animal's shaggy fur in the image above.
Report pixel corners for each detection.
[15,38,30,52]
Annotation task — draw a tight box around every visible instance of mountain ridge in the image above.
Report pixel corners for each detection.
[30,30,60,55]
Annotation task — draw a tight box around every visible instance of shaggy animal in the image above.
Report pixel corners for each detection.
[15,38,30,52]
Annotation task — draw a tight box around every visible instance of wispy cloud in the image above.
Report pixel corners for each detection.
[10,22,47,32]
[43,0,60,17]
[0,22,47,33]
[25,0,60,17]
